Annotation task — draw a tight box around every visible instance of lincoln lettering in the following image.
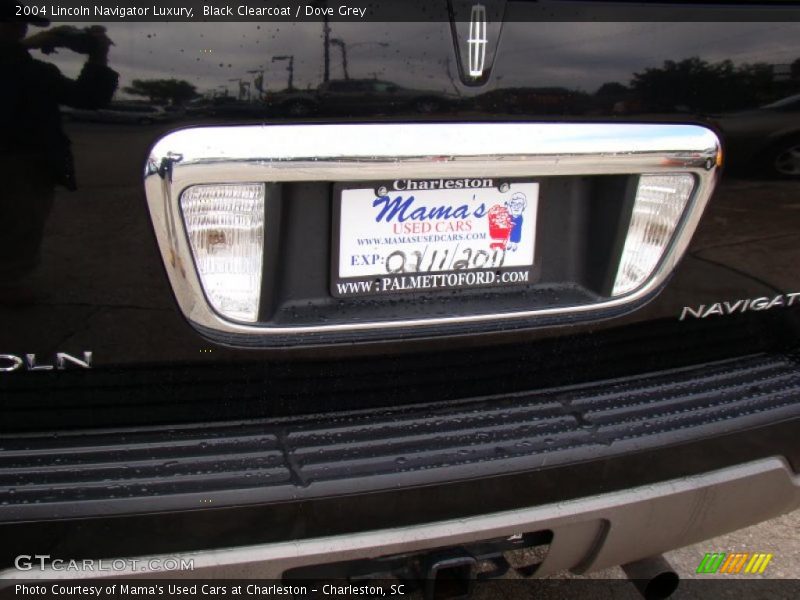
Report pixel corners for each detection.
[373,195,487,223]
[0,352,93,373]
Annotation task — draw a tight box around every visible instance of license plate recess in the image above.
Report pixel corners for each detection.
[332,179,540,297]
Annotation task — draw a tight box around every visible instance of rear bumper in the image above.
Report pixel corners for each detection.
[1,351,799,571]
[3,457,799,580]
[3,352,800,522]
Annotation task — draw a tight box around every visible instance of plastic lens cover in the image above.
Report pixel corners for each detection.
[180,184,265,322]
[613,174,695,296]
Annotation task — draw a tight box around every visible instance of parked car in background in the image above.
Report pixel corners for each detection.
[267,79,456,116]
[62,101,173,125]
[715,94,800,178]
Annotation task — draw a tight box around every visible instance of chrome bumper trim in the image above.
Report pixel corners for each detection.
[4,457,797,580]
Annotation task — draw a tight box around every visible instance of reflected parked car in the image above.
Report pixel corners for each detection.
[61,101,173,125]
[184,97,272,119]
[267,79,454,117]
[474,86,592,115]
[714,94,800,178]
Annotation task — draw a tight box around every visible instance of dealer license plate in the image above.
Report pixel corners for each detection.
[333,178,539,297]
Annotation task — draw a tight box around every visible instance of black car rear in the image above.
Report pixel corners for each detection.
[1,1,800,595]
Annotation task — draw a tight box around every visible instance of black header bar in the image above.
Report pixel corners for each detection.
[7,1,800,23]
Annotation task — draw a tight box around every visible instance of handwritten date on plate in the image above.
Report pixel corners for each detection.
[386,246,506,274]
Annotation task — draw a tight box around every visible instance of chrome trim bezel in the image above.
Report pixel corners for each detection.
[144,123,720,338]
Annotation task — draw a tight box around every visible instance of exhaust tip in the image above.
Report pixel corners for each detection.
[638,570,680,600]
[622,555,680,600]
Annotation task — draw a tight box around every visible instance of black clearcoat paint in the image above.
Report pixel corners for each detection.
[1,5,799,560]
[3,18,799,385]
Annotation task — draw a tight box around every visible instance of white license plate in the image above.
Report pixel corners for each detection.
[333,179,539,297]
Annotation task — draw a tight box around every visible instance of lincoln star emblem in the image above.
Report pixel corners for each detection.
[449,0,505,85]
[468,4,488,77]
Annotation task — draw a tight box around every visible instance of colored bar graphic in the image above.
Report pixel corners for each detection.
[760,554,774,573]
[718,553,736,573]
[733,553,749,573]
[698,552,773,574]
[697,553,727,573]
